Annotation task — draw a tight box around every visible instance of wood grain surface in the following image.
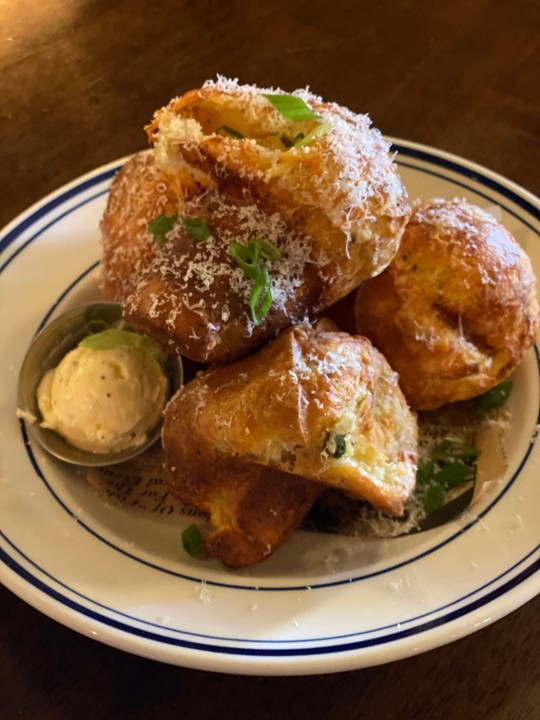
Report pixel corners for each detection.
[1,0,539,718]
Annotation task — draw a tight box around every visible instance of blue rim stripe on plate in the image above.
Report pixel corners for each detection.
[35,261,100,332]
[0,189,105,275]
[1,533,538,652]
[397,159,539,234]
[0,167,116,258]
[391,141,540,222]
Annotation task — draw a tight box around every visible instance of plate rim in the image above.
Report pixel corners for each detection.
[1,138,539,675]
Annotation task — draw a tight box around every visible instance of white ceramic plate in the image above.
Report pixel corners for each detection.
[1,140,538,676]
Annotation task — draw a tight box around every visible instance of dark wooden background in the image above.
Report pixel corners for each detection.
[1,0,539,718]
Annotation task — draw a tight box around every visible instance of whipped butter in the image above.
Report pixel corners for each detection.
[37,344,168,454]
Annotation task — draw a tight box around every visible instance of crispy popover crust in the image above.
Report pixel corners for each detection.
[101,78,410,364]
[163,322,418,565]
[355,199,539,410]
[146,78,410,303]
[100,152,178,301]
[120,160,325,363]
[168,458,322,569]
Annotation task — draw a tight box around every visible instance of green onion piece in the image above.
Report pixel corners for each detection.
[280,134,294,148]
[247,240,261,264]
[280,132,305,148]
[262,93,320,121]
[230,241,261,280]
[477,380,513,411]
[435,461,475,488]
[181,524,203,557]
[249,267,272,325]
[432,436,481,461]
[423,484,446,515]
[183,216,211,242]
[293,122,332,148]
[416,459,436,485]
[215,125,245,139]
[79,328,158,354]
[230,238,282,268]
[148,213,178,244]
[332,434,347,459]
[229,238,282,324]
[253,237,282,261]
[230,240,254,263]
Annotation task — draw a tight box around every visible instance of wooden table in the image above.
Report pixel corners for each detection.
[1,1,538,717]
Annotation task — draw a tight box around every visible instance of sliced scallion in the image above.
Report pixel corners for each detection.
[280,134,294,148]
[181,524,203,557]
[432,436,480,461]
[253,237,283,261]
[229,238,282,324]
[435,461,475,488]
[215,125,245,139]
[79,328,158,353]
[477,380,513,411]
[331,434,347,459]
[423,483,446,515]
[416,459,436,485]
[183,216,211,242]
[280,132,305,148]
[230,241,261,280]
[249,267,272,325]
[262,93,320,122]
[293,122,332,147]
[148,213,178,244]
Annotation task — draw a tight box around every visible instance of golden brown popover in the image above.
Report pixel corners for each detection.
[163,321,418,567]
[355,198,539,410]
[146,78,410,303]
[101,78,410,364]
